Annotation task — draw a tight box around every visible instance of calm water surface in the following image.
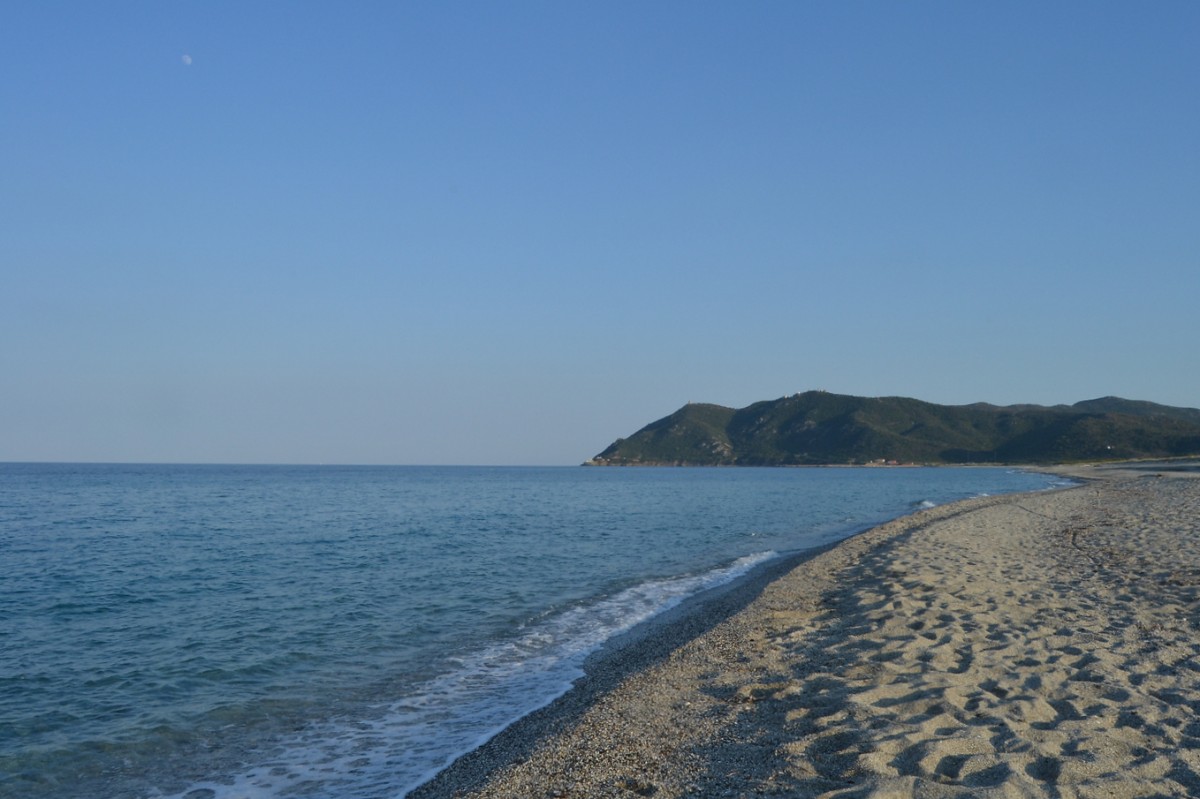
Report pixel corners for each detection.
[0,464,1069,799]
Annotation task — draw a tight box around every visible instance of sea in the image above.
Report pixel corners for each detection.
[0,463,1071,799]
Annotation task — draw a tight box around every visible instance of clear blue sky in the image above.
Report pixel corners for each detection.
[3,2,1198,465]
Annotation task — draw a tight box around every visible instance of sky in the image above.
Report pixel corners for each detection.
[3,2,1198,465]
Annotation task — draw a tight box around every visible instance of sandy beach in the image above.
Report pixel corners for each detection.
[413,464,1200,799]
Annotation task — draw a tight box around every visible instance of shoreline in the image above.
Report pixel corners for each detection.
[408,536,851,799]
[412,466,1200,798]
[407,489,1047,798]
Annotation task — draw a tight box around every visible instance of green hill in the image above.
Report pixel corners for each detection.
[586,392,1200,466]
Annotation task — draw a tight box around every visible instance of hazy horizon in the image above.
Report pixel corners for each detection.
[4,390,1199,467]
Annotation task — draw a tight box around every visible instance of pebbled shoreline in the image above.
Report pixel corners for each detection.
[413,465,1200,798]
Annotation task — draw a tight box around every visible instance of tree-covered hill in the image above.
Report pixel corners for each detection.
[586,392,1200,466]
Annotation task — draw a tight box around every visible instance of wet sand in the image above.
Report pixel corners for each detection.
[414,466,1200,798]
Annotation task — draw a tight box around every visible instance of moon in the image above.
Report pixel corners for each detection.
[181,54,193,66]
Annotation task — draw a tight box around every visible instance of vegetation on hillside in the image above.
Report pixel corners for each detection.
[587,392,1200,466]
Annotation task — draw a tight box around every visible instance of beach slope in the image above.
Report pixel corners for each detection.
[416,469,1200,798]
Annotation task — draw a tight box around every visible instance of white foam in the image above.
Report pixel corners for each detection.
[157,551,778,799]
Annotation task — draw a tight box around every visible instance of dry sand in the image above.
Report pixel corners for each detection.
[414,467,1200,798]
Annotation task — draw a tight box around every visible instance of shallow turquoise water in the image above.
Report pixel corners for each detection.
[0,464,1067,798]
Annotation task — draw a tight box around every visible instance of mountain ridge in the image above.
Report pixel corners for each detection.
[587,392,1200,466]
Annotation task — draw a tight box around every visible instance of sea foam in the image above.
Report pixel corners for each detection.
[162,551,778,799]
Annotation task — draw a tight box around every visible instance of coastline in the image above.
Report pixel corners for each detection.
[412,465,1200,798]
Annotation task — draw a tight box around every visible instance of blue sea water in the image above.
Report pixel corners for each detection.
[0,464,1069,799]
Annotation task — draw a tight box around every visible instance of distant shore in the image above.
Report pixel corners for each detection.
[413,462,1200,798]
